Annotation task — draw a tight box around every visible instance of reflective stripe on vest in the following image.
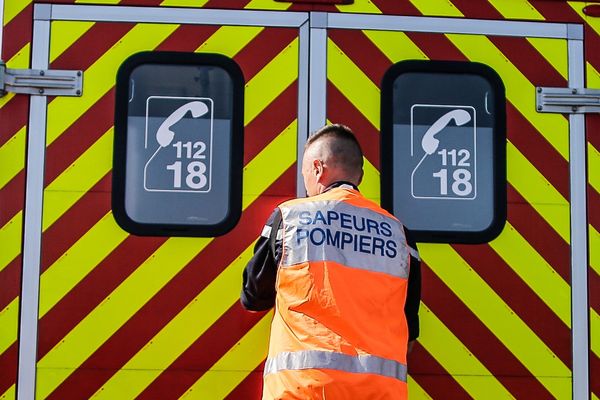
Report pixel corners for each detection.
[280,200,409,279]
[264,350,408,382]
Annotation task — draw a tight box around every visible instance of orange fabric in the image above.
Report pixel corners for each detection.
[264,187,409,399]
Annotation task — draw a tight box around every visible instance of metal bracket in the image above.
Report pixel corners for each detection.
[0,61,83,97]
[536,87,600,113]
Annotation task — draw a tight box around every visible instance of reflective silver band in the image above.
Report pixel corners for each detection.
[264,350,407,382]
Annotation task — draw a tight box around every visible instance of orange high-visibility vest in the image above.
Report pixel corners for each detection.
[263,185,410,400]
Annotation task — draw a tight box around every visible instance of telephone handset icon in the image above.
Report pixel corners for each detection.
[156,101,209,147]
[421,109,472,155]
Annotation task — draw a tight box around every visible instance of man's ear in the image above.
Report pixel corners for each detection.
[313,159,323,177]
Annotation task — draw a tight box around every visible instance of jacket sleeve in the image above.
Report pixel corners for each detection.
[240,208,283,311]
[404,228,421,341]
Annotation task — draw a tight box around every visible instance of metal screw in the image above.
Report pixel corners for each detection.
[38,88,44,94]
[572,105,578,112]
[537,87,542,93]
[77,71,82,76]
[572,88,577,94]
[39,70,44,76]
[76,90,81,95]
[537,105,543,111]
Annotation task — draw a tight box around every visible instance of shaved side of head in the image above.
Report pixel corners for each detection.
[305,124,364,183]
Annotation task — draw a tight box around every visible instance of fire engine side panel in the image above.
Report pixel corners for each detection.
[0,3,32,400]
[327,20,572,400]
[581,7,600,400]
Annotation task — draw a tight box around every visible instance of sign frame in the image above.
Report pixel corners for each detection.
[112,51,244,237]
[380,60,506,244]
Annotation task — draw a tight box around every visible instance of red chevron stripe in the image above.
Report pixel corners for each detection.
[1,4,32,61]
[327,82,379,169]
[328,29,391,87]
[507,185,570,280]
[245,82,297,165]
[408,342,472,400]
[0,343,17,395]
[0,256,21,313]
[451,240,571,367]
[224,364,264,400]
[589,116,600,169]
[590,269,600,312]
[40,174,112,272]
[37,234,167,358]
[50,23,135,71]
[421,261,555,399]
[44,90,115,185]
[506,103,569,200]
[368,0,420,16]
[592,351,600,396]
[137,302,265,399]
[155,24,219,51]
[235,27,298,82]
[45,166,294,399]
[0,96,28,148]
[0,171,25,233]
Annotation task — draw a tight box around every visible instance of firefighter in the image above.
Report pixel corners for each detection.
[241,124,421,399]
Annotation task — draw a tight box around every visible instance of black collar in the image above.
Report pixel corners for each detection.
[324,181,359,192]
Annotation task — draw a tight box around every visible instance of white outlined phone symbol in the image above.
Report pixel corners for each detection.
[143,96,214,193]
[410,104,477,200]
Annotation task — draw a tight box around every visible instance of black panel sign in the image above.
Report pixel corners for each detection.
[113,52,244,237]
[381,60,506,243]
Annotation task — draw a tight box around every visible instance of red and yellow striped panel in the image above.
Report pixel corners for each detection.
[0,1,32,399]
[327,1,573,399]
[1,1,304,399]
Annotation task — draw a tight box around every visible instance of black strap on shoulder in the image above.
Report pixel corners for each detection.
[269,209,282,257]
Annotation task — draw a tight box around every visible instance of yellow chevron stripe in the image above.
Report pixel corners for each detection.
[407,376,433,400]
[88,120,295,397]
[243,120,297,206]
[408,0,462,17]
[594,393,600,400]
[489,222,570,326]
[421,243,571,399]
[0,385,15,400]
[159,0,209,7]
[359,157,380,204]
[42,129,113,230]
[4,0,30,25]
[335,0,380,13]
[592,308,600,357]
[49,21,95,63]
[569,2,600,37]
[90,242,258,398]
[196,26,262,57]
[39,213,128,317]
[0,213,22,274]
[589,143,600,195]
[419,303,514,399]
[526,37,568,80]
[363,30,427,62]
[0,127,25,188]
[0,44,30,108]
[244,39,298,125]
[46,23,179,147]
[74,0,119,4]
[36,237,212,398]
[244,0,291,10]
[179,311,273,400]
[507,141,570,242]
[0,297,18,354]
[445,33,569,160]
[327,39,380,129]
[590,226,600,277]
[487,0,544,20]
[35,121,296,398]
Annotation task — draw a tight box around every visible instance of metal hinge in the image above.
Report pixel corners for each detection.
[0,61,83,97]
[536,87,600,113]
